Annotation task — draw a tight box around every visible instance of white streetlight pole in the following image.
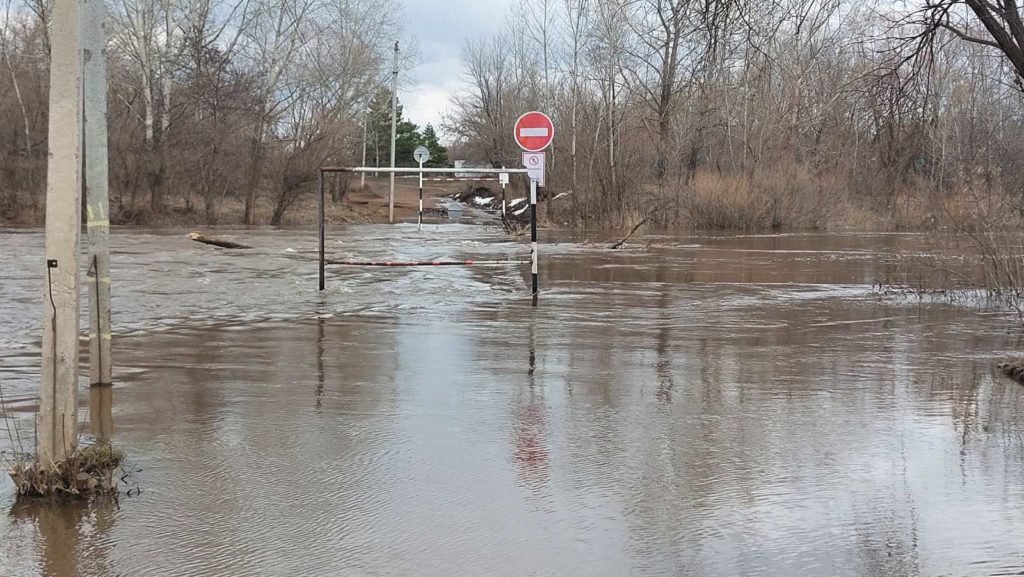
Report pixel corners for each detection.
[388,41,399,223]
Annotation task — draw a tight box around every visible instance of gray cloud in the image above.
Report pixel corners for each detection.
[401,0,516,133]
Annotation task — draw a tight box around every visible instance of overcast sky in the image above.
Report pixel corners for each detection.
[400,0,516,134]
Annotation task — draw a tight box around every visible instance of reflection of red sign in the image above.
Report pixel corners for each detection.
[514,111,554,152]
[514,402,549,490]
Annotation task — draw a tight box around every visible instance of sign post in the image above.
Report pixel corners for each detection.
[414,146,430,231]
[529,178,538,305]
[499,170,509,215]
[514,111,554,307]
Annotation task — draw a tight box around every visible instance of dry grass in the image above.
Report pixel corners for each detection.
[2,377,131,500]
[9,443,126,498]
[665,170,1015,233]
[682,168,842,230]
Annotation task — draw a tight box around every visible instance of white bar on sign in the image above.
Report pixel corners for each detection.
[519,128,549,137]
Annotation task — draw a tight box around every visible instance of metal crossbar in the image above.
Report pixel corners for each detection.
[326,259,530,267]
[318,166,540,306]
[320,167,531,175]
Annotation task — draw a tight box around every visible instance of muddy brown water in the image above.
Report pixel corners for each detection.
[2,226,1024,576]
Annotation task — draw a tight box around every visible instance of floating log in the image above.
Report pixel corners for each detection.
[188,232,251,249]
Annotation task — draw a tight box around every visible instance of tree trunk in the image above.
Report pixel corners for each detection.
[142,67,154,145]
[244,131,263,225]
[148,154,164,213]
[570,83,579,227]
[5,50,33,188]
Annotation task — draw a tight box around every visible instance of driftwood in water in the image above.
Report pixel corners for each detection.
[997,358,1024,384]
[188,232,251,249]
[609,214,653,249]
[501,212,527,236]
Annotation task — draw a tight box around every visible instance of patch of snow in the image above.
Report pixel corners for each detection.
[473,196,495,206]
[508,198,526,207]
[513,206,528,216]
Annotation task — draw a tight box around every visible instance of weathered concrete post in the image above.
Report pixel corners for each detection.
[84,0,112,388]
[40,0,84,465]
[88,386,113,441]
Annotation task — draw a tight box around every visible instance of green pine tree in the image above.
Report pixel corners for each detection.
[421,124,449,167]
[364,91,450,168]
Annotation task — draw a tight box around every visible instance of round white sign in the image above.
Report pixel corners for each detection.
[413,146,431,164]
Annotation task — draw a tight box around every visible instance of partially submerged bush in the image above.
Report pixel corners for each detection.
[998,358,1024,384]
[9,443,126,498]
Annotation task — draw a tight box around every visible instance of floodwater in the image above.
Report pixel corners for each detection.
[1,225,1024,576]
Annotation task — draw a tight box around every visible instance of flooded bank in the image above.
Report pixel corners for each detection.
[2,227,1024,576]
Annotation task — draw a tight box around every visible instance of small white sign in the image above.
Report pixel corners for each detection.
[499,172,510,186]
[522,152,546,187]
[413,146,430,164]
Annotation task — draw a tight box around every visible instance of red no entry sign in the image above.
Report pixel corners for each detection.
[514,111,554,152]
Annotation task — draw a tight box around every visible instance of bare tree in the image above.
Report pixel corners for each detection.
[905,0,1024,83]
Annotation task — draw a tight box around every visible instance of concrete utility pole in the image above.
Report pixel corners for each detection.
[40,0,84,465]
[84,0,111,389]
[389,41,399,223]
[89,386,113,441]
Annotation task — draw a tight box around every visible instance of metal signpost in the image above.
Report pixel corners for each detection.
[514,111,554,306]
[414,145,430,231]
[499,170,509,215]
[361,107,368,188]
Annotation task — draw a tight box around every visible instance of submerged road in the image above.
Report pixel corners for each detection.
[1,226,1023,576]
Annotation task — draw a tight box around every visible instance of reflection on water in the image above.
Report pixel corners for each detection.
[89,386,113,442]
[6,498,118,577]
[1,227,1024,576]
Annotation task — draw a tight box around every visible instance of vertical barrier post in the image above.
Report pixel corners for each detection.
[530,178,538,306]
[318,170,325,291]
[500,169,507,216]
[360,109,367,188]
[417,160,424,231]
